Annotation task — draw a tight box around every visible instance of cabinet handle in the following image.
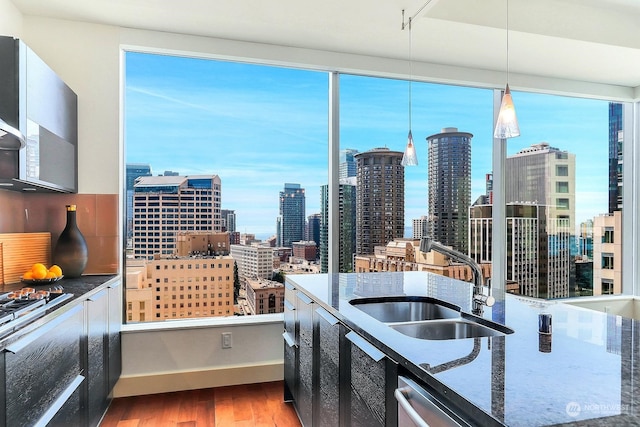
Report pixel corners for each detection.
[345,331,384,362]
[282,332,297,348]
[297,293,313,305]
[33,374,85,427]
[88,288,108,302]
[315,307,339,326]
[5,304,83,354]
[395,387,431,427]
[107,280,121,289]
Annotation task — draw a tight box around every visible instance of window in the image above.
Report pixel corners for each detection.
[556,165,569,176]
[556,182,569,193]
[602,253,614,270]
[556,198,570,210]
[601,279,614,295]
[603,227,614,243]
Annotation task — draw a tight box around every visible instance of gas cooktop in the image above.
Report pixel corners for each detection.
[0,287,73,338]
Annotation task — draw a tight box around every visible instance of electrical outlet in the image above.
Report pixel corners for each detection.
[222,332,232,348]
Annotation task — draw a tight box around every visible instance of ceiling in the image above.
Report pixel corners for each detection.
[10,0,640,89]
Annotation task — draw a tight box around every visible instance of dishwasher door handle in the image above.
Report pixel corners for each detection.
[395,387,430,427]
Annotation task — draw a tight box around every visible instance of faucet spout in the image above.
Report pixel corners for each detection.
[420,238,493,315]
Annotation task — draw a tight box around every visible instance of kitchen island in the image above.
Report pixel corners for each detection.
[0,274,120,427]
[284,271,640,426]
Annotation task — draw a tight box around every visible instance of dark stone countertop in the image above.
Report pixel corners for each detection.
[0,274,119,349]
[286,271,640,427]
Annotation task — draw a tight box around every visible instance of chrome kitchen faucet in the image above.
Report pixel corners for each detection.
[419,238,495,315]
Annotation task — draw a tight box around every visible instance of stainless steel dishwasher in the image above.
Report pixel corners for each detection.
[396,376,465,427]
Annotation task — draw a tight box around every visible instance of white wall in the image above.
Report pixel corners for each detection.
[0,1,22,38]
[115,317,285,397]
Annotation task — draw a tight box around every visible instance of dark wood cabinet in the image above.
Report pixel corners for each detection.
[346,331,398,427]
[107,280,122,394]
[3,305,84,427]
[85,288,109,427]
[0,277,121,427]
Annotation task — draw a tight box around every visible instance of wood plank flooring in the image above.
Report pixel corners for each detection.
[100,381,301,427]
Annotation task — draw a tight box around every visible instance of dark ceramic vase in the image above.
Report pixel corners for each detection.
[53,204,88,278]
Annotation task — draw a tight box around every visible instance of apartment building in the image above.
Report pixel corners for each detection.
[132,175,222,259]
[426,127,473,253]
[125,256,235,321]
[355,148,404,256]
[245,278,285,315]
[230,244,275,282]
[593,211,622,295]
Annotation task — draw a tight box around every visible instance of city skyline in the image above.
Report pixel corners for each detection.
[125,52,610,240]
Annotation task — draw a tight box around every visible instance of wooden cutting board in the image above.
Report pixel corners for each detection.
[0,232,51,285]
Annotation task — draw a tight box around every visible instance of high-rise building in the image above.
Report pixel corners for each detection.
[230,244,274,281]
[355,147,404,255]
[279,183,306,248]
[505,142,576,232]
[306,213,321,248]
[339,148,358,179]
[221,209,236,232]
[469,203,570,299]
[426,127,472,253]
[412,216,428,239]
[320,179,356,273]
[125,163,152,241]
[608,103,623,213]
[132,175,221,259]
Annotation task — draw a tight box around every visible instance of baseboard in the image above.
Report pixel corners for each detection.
[112,361,284,397]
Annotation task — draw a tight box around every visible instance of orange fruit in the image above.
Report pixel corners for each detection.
[31,263,48,280]
[23,271,34,280]
[48,265,63,277]
[45,271,57,279]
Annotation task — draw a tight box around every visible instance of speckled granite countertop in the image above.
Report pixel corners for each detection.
[286,271,640,427]
[0,274,119,349]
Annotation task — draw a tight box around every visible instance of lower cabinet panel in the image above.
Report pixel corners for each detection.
[4,306,83,427]
[317,308,340,427]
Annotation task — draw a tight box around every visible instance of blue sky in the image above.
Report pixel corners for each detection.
[125,52,610,239]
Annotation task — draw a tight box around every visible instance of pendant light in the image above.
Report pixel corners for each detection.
[494,0,520,139]
[401,12,418,166]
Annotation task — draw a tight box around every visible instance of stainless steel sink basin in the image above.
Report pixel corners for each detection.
[349,296,461,323]
[389,318,514,340]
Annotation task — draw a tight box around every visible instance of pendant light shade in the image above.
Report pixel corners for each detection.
[402,130,418,166]
[494,84,520,139]
[494,0,520,139]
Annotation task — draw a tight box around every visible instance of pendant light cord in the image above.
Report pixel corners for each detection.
[408,17,412,132]
[506,0,510,84]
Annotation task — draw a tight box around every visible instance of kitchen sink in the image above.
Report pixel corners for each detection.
[349,296,461,323]
[390,318,514,340]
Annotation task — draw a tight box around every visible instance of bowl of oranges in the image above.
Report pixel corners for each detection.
[21,263,64,284]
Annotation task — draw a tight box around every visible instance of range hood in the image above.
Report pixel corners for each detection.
[0,36,77,193]
[0,117,25,150]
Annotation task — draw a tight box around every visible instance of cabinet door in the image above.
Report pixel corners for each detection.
[296,292,315,426]
[4,305,84,427]
[107,280,122,393]
[283,282,297,403]
[346,331,398,427]
[86,289,109,427]
[316,307,343,427]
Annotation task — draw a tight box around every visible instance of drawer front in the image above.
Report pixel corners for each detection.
[5,306,83,427]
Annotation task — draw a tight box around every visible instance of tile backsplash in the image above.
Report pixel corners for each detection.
[0,189,119,275]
